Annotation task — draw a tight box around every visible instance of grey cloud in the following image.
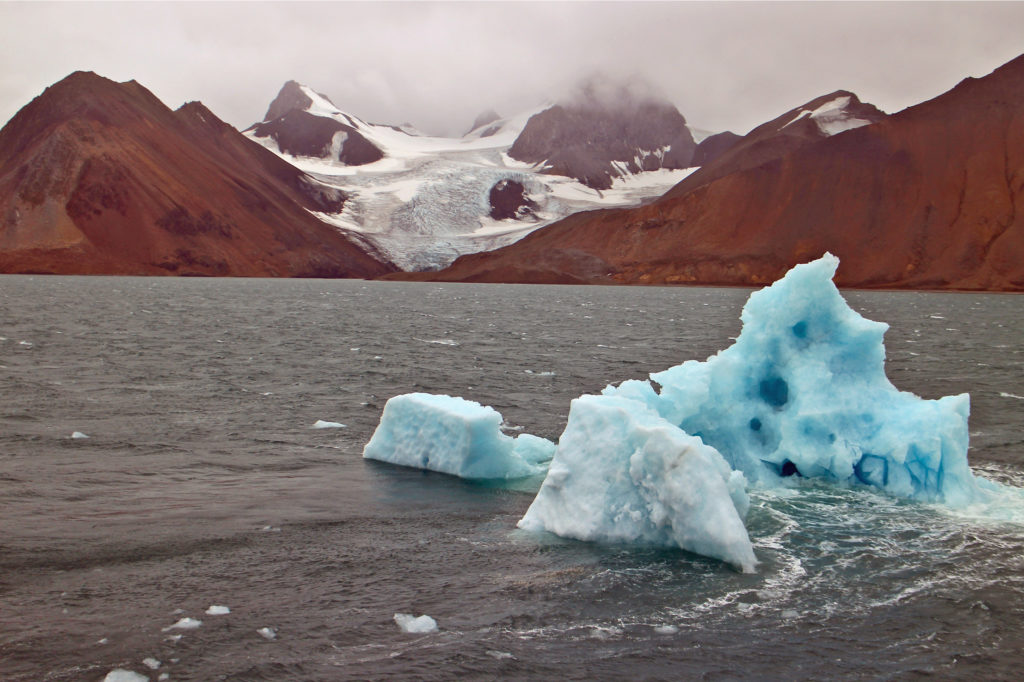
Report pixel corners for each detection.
[1,2,1023,138]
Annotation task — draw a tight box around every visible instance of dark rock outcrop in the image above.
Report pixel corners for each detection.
[508,78,696,190]
[398,55,1024,291]
[248,81,385,166]
[489,179,537,220]
[0,72,395,277]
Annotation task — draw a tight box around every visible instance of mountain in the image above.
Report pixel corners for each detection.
[0,72,394,277]
[400,54,1024,290]
[507,77,697,190]
[663,90,886,200]
[244,80,703,271]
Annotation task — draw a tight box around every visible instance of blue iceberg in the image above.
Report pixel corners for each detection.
[601,253,982,506]
[363,393,554,479]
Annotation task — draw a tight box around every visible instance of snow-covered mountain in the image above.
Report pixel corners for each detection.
[244,81,700,271]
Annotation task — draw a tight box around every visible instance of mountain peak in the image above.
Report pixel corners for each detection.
[263,80,333,122]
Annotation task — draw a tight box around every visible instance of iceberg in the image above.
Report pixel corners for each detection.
[363,393,554,479]
[518,394,757,572]
[602,253,983,506]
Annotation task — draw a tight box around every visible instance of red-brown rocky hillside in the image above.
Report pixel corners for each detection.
[0,72,395,277]
[407,55,1024,290]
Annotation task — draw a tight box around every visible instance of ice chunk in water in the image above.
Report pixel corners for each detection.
[364,393,553,479]
[103,671,148,682]
[394,612,438,633]
[603,253,983,506]
[518,394,757,573]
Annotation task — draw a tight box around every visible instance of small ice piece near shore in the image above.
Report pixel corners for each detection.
[602,253,984,506]
[103,671,148,682]
[257,627,277,640]
[142,657,161,670]
[364,393,554,479]
[163,617,201,631]
[71,431,89,439]
[205,605,230,615]
[394,613,438,633]
[518,394,757,573]
[312,419,346,429]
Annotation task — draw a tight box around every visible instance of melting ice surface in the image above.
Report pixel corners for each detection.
[363,393,554,479]
[364,254,993,571]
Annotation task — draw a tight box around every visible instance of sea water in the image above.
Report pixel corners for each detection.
[1,276,1022,680]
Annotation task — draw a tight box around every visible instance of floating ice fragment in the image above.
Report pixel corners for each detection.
[486,650,515,660]
[205,605,230,615]
[257,627,277,640]
[518,394,757,573]
[364,393,554,479]
[71,431,89,439]
[97,637,108,645]
[1000,392,1024,400]
[394,613,438,633]
[103,671,148,682]
[142,657,161,670]
[654,624,679,635]
[158,674,170,681]
[162,617,201,631]
[311,419,346,429]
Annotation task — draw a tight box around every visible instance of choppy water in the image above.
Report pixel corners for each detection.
[1,276,1022,681]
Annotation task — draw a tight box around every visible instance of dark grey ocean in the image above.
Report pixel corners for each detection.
[1,276,1022,681]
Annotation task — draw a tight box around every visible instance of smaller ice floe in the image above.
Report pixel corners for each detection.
[205,605,230,615]
[311,419,346,429]
[162,617,202,631]
[518,394,757,573]
[654,624,679,635]
[142,657,161,670]
[103,671,148,682]
[71,431,89,439]
[364,393,554,479]
[257,627,277,640]
[394,613,438,633]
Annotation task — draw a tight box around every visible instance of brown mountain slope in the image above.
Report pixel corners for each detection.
[404,55,1024,290]
[0,72,395,277]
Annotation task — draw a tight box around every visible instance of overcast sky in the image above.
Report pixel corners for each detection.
[2,1,1023,137]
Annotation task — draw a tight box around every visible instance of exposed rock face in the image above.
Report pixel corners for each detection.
[0,72,395,277]
[488,179,537,220]
[665,90,886,199]
[249,110,383,165]
[403,55,1024,291]
[692,131,742,167]
[248,82,384,165]
[508,78,696,190]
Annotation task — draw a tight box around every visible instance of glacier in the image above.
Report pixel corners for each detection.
[363,393,554,479]
[363,254,986,570]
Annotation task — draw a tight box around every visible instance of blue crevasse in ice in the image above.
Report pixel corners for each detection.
[363,393,554,479]
[602,253,982,506]
[517,394,757,572]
